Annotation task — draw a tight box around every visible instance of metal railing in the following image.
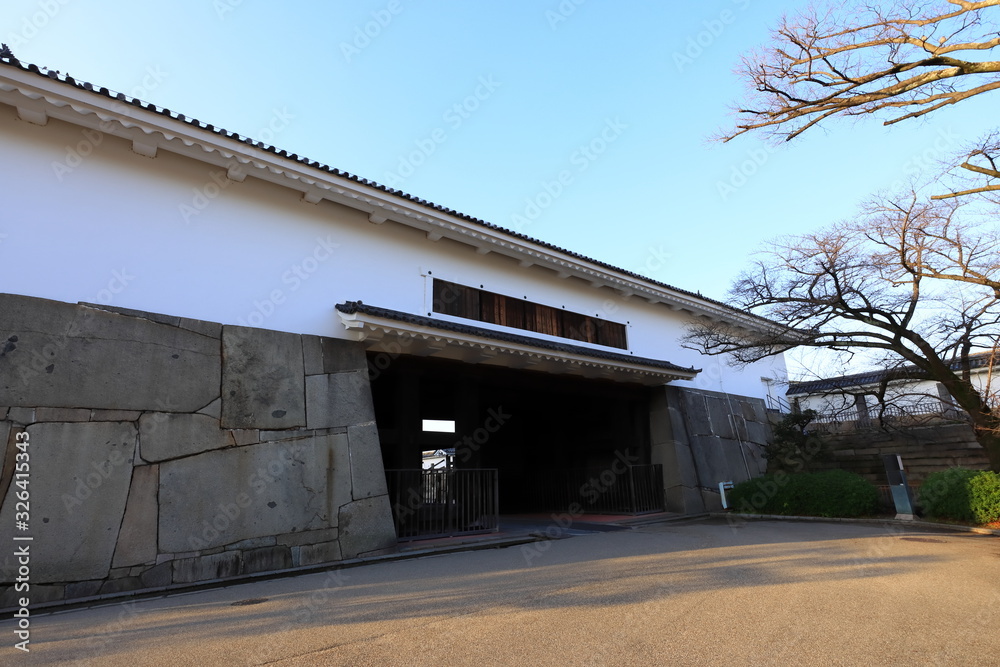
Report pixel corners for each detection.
[808,401,967,431]
[385,468,499,541]
[766,394,792,413]
[527,463,665,514]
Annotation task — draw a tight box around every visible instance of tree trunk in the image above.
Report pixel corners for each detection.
[973,426,1000,473]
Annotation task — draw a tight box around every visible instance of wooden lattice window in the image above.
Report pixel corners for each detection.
[432,279,627,350]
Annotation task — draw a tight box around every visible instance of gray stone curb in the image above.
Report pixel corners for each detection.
[713,512,1000,537]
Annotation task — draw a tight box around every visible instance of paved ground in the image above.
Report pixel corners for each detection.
[3,517,999,665]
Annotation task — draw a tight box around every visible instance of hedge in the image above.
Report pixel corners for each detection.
[920,468,1000,524]
[728,470,878,518]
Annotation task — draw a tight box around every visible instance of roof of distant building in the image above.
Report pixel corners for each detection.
[787,351,996,395]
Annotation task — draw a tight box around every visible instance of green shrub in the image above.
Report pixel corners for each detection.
[968,471,1000,525]
[918,468,979,522]
[729,470,878,518]
[764,410,829,474]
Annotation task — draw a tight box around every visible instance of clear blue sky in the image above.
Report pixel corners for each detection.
[2,0,992,305]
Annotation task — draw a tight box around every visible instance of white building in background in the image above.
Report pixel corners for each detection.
[787,351,996,424]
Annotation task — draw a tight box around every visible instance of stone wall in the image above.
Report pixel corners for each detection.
[650,387,771,514]
[807,422,989,485]
[0,293,396,608]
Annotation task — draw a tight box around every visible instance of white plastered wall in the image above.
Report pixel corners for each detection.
[0,104,785,401]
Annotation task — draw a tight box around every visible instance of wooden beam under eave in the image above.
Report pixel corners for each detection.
[131,139,157,158]
[16,106,47,125]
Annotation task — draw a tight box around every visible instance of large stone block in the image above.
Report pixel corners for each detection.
[0,294,221,412]
[0,421,136,583]
[338,496,396,559]
[139,413,231,462]
[348,424,388,500]
[306,371,375,430]
[158,434,352,552]
[690,434,752,486]
[704,396,738,440]
[680,391,713,437]
[302,335,325,375]
[322,338,367,373]
[112,465,159,568]
[221,326,305,429]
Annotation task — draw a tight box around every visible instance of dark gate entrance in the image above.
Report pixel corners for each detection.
[525,463,665,514]
[370,355,661,534]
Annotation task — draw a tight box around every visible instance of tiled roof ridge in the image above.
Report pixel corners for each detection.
[0,53,766,322]
[336,300,699,374]
[787,350,996,394]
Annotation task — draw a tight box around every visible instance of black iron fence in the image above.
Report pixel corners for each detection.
[385,468,499,540]
[808,401,968,432]
[526,463,665,514]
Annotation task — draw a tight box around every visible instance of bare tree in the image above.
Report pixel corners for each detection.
[707,0,1000,469]
[722,0,1000,199]
[685,194,1000,470]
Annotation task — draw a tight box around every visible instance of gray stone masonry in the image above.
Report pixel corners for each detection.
[651,387,771,514]
[0,293,397,609]
[805,422,988,484]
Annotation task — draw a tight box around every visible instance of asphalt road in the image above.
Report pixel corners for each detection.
[3,518,999,666]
